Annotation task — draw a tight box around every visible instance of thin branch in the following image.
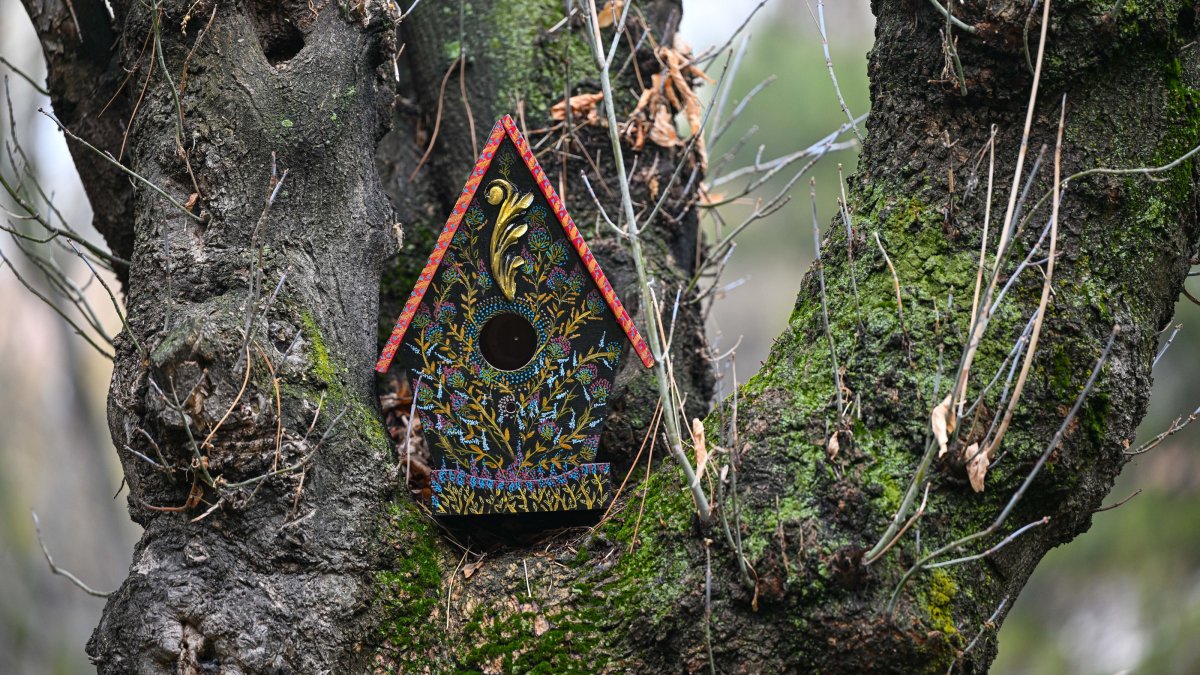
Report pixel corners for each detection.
[31,511,112,598]
[39,108,202,222]
[810,1,864,142]
[408,57,459,182]
[983,94,1065,460]
[948,596,1010,674]
[583,0,709,521]
[925,0,978,34]
[812,180,843,419]
[1124,404,1199,456]
[0,60,50,96]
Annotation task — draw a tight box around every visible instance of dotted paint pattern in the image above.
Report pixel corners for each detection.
[376,115,655,372]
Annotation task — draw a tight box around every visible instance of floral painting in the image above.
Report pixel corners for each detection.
[395,137,626,515]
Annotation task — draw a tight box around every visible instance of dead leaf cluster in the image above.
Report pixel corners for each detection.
[625,38,712,169]
[931,394,992,492]
[380,377,432,500]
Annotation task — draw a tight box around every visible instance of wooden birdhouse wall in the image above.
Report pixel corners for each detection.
[388,123,637,515]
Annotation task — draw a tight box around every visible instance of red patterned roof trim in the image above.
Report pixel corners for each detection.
[375,120,507,372]
[375,115,655,373]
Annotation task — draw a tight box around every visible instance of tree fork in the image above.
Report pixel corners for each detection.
[19,0,1200,672]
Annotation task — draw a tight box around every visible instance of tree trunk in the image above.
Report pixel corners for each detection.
[21,0,1199,672]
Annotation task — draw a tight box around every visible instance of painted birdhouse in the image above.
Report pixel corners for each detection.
[376,115,654,516]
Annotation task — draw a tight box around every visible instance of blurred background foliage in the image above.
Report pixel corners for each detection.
[0,0,1196,672]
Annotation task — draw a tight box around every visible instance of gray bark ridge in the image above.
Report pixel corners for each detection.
[56,2,397,671]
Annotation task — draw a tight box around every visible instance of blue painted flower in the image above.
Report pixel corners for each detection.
[465,205,486,228]
[443,366,466,388]
[435,301,457,324]
[547,266,569,290]
[566,271,584,294]
[585,291,605,314]
[590,378,610,404]
[548,240,569,265]
[528,226,551,251]
[423,325,444,343]
[546,336,571,360]
[528,205,548,227]
[538,420,558,440]
[412,307,432,328]
[450,392,467,411]
[575,363,597,385]
[477,268,493,290]
[440,266,460,284]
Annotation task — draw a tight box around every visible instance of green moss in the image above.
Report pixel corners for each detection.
[600,466,696,616]
[481,0,598,115]
[301,311,337,384]
[298,310,389,451]
[921,568,960,637]
[1078,390,1111,446]
[375,503,446,666]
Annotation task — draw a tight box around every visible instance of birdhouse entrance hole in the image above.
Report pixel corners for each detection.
[478,313,537,371]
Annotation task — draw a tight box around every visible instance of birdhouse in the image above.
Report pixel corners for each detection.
[377,115,654,516]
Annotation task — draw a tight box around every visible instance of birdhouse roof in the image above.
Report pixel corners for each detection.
[376,115,654,373]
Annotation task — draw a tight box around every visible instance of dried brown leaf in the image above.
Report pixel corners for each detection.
[965,443,989,493]
[932,394,953,458]
[691,418,708,481]
[595,0,624,29]
[827,433,840,460]
[533,614,551,637]
[549,92,605,123]
[462,558,484,579]
[697,187,724,206]
[657,45,708,169]
[648,104,682,147]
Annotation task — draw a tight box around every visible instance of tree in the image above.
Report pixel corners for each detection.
[12,0,1199,672]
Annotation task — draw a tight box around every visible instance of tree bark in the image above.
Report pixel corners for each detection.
[20,0,1200,672]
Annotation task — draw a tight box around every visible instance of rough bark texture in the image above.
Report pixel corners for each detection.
[21,0,1200,672]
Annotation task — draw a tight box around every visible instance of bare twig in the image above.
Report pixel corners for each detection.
[1094,488,1142,513]
[39,108,201,222]
[983,94,1066,459]
[948,596,1010,673]
[583,0,709,522]
[31,511,112,598]
[812,180,843,419]
[926,0,978,34]
[810,1,864,142]
[1124,404,1200,456]
[408,57,459,182]
[0,59,50,96]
